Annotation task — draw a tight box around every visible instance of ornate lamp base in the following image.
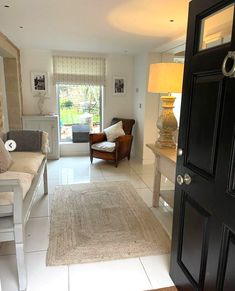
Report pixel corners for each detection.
[156,95,178,148]
[155,130,176,148]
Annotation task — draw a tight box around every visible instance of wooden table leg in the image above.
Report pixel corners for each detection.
[152,156,161,207]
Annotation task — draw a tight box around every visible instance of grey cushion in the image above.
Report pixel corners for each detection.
[7,130,42,152]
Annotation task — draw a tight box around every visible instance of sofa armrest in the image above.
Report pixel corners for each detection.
[0,179,21,189]
[0,179,23,221]
[89,133,107,145]
[7,130,44,152]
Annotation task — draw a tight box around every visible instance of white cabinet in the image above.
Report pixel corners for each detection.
[22,115,60,160]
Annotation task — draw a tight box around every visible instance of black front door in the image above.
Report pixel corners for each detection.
[170,0,235,290]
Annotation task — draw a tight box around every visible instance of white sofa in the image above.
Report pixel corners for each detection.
[0,131,48,291]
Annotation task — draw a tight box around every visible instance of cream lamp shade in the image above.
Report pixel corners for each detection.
[148,63,184,93]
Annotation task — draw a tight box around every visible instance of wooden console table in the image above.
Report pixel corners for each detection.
[146,144,177,208]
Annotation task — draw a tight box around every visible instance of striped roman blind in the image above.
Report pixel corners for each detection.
[53,56,106,86]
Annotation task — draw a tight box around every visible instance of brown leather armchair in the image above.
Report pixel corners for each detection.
[89,118,135,167]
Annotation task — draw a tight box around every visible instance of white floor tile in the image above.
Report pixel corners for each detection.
[25,217,49,252]
[30,192,50,218]
[130,161,155,175]
[47,166,68,184]
[151,206,173,238]
[136,188,154,207]
[140,255,174,289]
[0,215,51,256]
[48,178,66,195]
[26,251,68,291]
[69,258,151,291]
[138,174,154,191]
[104,173,148,189]
[67,171,104,184]
[101,167,135,177]
[67,166,103,178]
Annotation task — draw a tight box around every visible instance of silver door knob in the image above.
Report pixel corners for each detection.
[184,173,192,185]
[177,173,192,185]
[178,148,183,156]
[177,175,184,185]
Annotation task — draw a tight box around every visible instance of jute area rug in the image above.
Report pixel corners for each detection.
[46,181,170,266]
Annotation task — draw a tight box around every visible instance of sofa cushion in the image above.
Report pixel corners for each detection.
[9,152,45,175]
[103,121,125,142]
[0,138,12,173]
[0,171,34,206]
[91,141,116,152]
[7,130,42,152]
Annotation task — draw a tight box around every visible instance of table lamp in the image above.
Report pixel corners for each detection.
[148,62,184,148]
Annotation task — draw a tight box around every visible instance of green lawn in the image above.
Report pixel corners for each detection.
[60,108,100,125]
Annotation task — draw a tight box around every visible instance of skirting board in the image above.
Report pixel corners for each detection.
[60,142,89,156]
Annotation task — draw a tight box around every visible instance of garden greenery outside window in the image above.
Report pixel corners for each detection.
[53,56,106,142]
[57,84,103,141]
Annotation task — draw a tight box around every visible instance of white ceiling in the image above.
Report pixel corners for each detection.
[0,0,189,54]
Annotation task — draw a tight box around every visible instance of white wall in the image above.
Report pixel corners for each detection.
[133,52,177,163]
[142,52,161,162]
[0,56,9,132]
[20,49,134,156]
[133,52,162,163]
[104,54,134,127]
[20,49,57,115]
[133,53,148,161]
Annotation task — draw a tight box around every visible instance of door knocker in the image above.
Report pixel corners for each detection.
[222,51,235,78]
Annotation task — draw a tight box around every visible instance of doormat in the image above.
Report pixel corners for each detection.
[47,181,170,266]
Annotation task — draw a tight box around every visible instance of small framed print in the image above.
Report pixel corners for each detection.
[113,77,126,95]
[31,72,48,94]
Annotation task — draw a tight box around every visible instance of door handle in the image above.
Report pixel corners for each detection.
[177,173,192,185]
[222,51,235,77]
[177,175,184,185]
[184,173,192,185]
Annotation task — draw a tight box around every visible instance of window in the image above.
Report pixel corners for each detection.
[53,56,106,142]
[57,84,103,141]
[199,4,234,51]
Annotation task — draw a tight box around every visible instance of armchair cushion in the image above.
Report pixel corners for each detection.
[103,121,125,142]
[0,171,33,206]
[9,152,45,175]
[0,138,13,173]
[91,141,116,153]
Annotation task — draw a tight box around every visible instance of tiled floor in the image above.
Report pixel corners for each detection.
[0,157,174,291]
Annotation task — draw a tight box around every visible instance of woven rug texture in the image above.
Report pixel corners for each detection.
[46,181,170,266]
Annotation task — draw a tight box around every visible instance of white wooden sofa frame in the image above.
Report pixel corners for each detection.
[0,157,48,291]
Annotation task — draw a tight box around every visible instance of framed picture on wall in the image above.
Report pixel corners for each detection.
[113,77,126,95]
[31,72,48,94]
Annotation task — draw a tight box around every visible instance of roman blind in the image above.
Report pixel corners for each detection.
[53,56,106,86]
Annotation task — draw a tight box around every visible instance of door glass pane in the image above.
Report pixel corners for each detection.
[199,4,234,51]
